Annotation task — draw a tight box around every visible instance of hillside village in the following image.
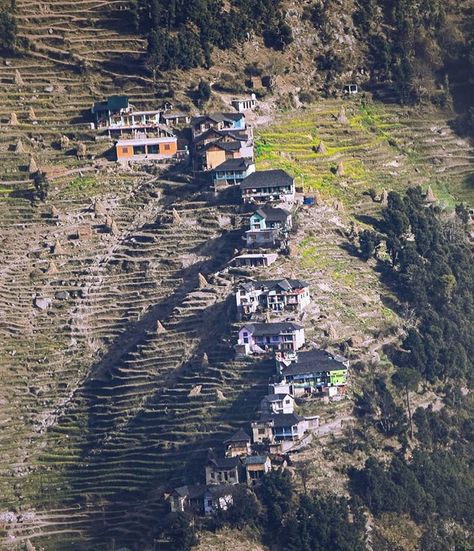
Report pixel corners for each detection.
[0,1,473,547]
[85,93,351,518]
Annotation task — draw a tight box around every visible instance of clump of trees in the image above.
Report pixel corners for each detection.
[360,187,473,383]
[163,471,366,551]
[350,394,474,544]
[129,0,293,72]
[0,0,16,52]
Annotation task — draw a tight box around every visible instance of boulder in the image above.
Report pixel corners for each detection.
[34,297,52,310]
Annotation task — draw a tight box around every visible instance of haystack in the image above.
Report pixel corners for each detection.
[380,188,388,205]
[28,107,37,122]
[316,140,327,154]
[198,273,208,288]
[188,385,202,397]
[52,239,64,254]
[337,106,348,124]
[336,161,344,176]
[93,199,106,217]
[172,208,182,225]
[425,185,436,203]
[202,352,209,366]
[46,260,58,275]
[10,112,19,126]
[76,142,86,159]
[14,69,24,86]
[60,135,70,150]
[28,156,38,173]
[156,320,166,334]
[14,138,25,153]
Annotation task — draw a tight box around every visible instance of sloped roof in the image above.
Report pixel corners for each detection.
[204,140,241,152]
[225,428,251,444]
[192,112,244,127]
[281,349,348,377]
[194,127,249,144]
[93,95,128,113]
[207,456,241,469]
[240,278,309,294]
[173,484,207,499]
[259,413,304,427]
[254,206,291,222]
[214,158,254,172]
[241,169,293,190]
[262,393,292,402]
[243,455,269,465]
[242,322,304,336]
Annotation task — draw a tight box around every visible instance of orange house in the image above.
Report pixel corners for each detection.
[116,137,177,163]
[202,141,241,170]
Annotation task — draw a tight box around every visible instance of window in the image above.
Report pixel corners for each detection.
[148,144,159,154]
[133,145,146,155]
[207,499,213,507]
[164,143,171,151]
[121,147,129,154]
[258,428,265,435]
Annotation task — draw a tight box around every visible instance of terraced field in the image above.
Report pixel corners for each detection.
[0,2,473,550]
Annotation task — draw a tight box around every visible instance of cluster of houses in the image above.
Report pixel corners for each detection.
[90,96,351,518]
[90,94,258,167]
[167,428,289,517]
[167,273,349,517]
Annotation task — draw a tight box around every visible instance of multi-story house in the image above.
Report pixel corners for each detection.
[191,112,246,140]
[212,158,256,187]
[205,452,244,485]
[260,393,295,415]
[251,413,307,443]
[241,169,295,203]
[237,322,305,355]
[235,278,310,319]
[245,205,292,249]
[275,349,349,397]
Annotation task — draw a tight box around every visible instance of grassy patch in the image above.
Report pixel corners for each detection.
[63,175,98,197]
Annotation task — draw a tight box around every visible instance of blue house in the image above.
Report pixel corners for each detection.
[249,206,292,231]
[212,158,255,186]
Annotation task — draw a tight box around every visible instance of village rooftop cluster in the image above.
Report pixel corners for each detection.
[89,95,349,518]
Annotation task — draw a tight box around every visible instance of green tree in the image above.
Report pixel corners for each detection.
[33,171,49,203]
[162,513,198,551]
[392,367,421,438]
[359,230,382,260]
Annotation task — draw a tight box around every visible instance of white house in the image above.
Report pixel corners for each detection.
[231,94,257,112]
[260,393,295,415]
[237,322,305,355]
